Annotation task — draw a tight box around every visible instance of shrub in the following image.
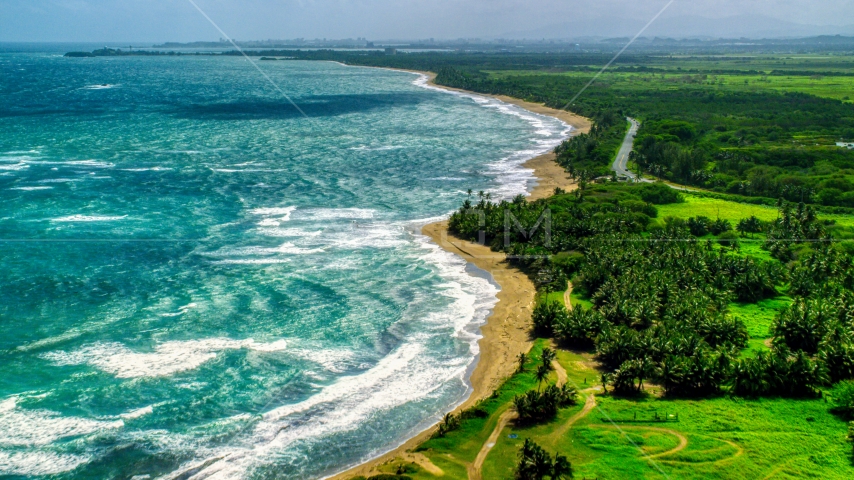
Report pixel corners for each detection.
[709,218,732,235]
[831,381,854,418]
[687,216,710,236]
[717,230,740,248]
[516,438,573,480]
[532,301,568,336]
[554,306,606,349]
[551,251,585,276]
[514,384,577,423]
[637,183,684,204]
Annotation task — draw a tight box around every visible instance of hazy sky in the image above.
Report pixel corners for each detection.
[1,0,853,42]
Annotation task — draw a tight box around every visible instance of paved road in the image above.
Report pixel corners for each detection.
[612,117,641,180]
[609,117,699,191]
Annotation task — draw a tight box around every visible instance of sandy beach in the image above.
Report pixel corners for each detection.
[330,71,589,480]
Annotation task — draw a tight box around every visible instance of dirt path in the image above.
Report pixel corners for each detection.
[553,360,568,387]
[468,408,517,480]
[645,427,688,459]
[549,388,599,441]
[405,453,444,476]
[563,281,573,311]
[588,425,687,460]
[469,357,573,479]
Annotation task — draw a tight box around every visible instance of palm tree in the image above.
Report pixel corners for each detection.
[551,455,573,479]
[517,352,528,372]
[535,364,550,392]
[466,188,473,197]
[541,348,556,369]
[601,373,610,394]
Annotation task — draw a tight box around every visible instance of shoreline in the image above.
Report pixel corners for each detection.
[329,70,589,479]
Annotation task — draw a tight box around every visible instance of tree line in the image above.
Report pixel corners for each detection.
[450,183,854,398]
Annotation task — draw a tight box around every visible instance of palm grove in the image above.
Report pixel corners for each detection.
[450,182,854,400]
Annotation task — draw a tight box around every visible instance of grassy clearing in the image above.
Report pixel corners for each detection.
[730,296,792,342]
[377,298,853,480]
[409,349,854,480]
[655,195,781,223]
[486,67,854,103]
[406,341,551,475]
[561,395,852,480]
[568,290,594,310]
[656,193,854,234]
[542,290,567,308]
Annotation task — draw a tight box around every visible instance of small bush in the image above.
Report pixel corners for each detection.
[717,230,740,248]
[551,251,585,276]
[637,183,684,204]
[832,381,854,418]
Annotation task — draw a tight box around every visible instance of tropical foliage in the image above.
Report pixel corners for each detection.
[516,438,573,480]
[451,183,854,398]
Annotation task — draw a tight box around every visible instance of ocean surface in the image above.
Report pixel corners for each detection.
[0,47,569,479]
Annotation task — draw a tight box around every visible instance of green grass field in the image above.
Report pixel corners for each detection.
[486,64,854,104]
[350,54,854,480]
[655,195,781,223]
[376,345,853,480]
[381,193,853,480]
[557,395,852,480]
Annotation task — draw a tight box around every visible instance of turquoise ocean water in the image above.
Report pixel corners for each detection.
[0,47,569,479]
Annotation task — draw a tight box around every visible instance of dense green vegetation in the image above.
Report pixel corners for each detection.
[361,185,852,480]
[433,66,854,207]
[450,182,853,400]
[274,50,854,209]
[67,48,854,207]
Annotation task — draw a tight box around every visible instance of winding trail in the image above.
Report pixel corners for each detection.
[644,427,688,459]
[588,424,687,459]
[468,408,517,480]
[563,281,574,311]
[549,388,599,442]
[469,361,577,480]
[552,359,568,386]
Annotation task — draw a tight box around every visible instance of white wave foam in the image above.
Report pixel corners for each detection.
[25,159,113,168]
[2,150,40,155]
[51,215,127,222]
[349,145,404,152]
[0,397,123,447]
[410,72,573,200]
[255,228,323,238]
[121,166,172,172]
[41,338,292,378]
[159,302,198,317]
[207,243,325,258]
[212,259,291,265]
[83,84,119,90]
[0,162,28,171]
[249,206,297,227]
[0,450,89,476]
[164,341,468,479]
[120,405,154,420]
[213,169,281,173]
[10,186,53,191]
[320,224,407,250]
[161,221,500,479]
[292,208,375,221]
[38,178,79,183]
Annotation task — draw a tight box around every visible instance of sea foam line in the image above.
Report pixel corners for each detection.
[409,72,573,201]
